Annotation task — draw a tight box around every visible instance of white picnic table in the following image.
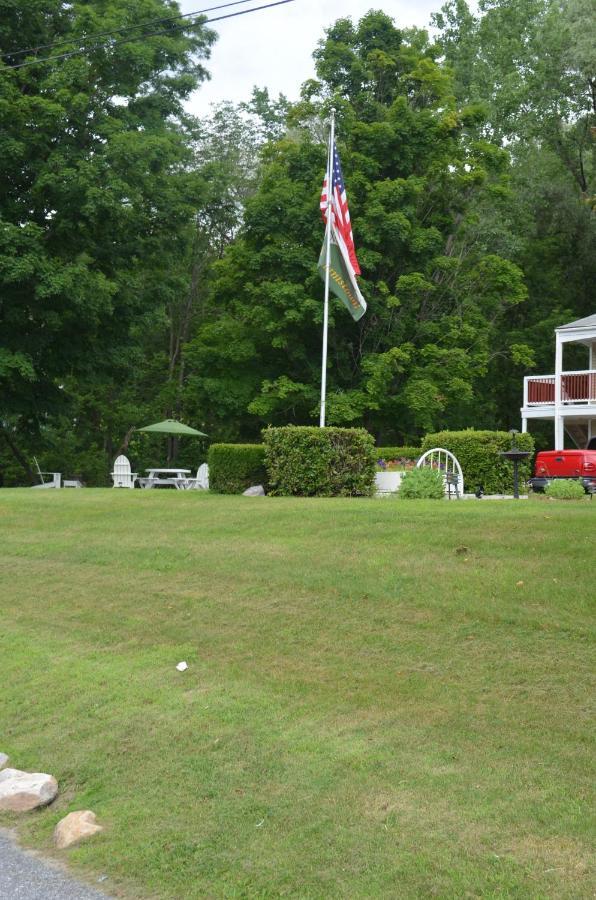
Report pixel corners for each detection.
[141,468,191,489]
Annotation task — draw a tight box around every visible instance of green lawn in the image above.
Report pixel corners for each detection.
[0,490,594,899]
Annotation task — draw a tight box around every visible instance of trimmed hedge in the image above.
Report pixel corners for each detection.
[421,430,534,495]
[376,446,420,461]
[207,444,266,494]
[263,426,376,497]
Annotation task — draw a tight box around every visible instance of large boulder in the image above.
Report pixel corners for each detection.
[0,768,58,812]
[0,752,8,769]
[54,810,103,849]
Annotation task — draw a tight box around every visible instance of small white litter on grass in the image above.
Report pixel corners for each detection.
[176,661,188,672]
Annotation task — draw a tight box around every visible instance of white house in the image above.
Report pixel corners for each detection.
[521,313,596,450]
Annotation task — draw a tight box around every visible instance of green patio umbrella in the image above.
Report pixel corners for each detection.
[137,419,207,437]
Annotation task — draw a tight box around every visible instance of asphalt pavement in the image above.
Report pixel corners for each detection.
[0,830,111,900]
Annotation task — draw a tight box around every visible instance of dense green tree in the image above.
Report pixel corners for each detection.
[184,11,527,442]
[0,0,215,477]
[433,0,596,439]
[433,0,595,198]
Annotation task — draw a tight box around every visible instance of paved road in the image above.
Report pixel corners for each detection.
[0,830,110,899]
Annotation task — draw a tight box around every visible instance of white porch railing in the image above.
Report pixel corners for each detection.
[524,370,596,406]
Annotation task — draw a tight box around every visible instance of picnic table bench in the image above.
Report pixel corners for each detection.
[139,468,191,489]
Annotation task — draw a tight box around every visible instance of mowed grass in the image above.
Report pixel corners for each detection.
[0,490,594,899]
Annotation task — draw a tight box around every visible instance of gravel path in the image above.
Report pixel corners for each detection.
[0,830,111,899]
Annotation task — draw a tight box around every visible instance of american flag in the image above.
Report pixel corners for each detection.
[320,141,361,276]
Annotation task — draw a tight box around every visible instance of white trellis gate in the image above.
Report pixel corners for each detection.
[416,448,464,497]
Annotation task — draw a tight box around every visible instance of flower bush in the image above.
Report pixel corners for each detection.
[376,457,417,472]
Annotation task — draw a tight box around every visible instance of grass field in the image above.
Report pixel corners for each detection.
[0,490,594,899]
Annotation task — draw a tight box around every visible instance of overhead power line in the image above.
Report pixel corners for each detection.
[5,0,259,59]
[4,0,296,70]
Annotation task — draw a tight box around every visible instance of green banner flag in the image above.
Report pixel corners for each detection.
[318,227,366,322]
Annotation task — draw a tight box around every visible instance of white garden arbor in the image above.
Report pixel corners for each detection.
[416,448,464,497]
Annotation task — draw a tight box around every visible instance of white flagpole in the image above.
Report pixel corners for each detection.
[320,108,335,428]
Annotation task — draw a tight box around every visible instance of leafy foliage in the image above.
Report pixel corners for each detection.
[433,0,596,436]
[399,466,445,499]
[263,426,376,497]
[0,0,219,482]
[1,4,592,483]
[376,446,421,461]
[207,444,266,494]
[421,430,534,494]
[544,478,586,499]
[185,11,528,442]
[0,0,215,420]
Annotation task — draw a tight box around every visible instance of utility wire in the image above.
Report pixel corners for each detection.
[5,0,296,70]
[5,0,259,59]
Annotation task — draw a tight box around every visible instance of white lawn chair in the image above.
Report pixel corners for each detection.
[31,456,61,489]
[111,454,137,488]
[184,463,209,490]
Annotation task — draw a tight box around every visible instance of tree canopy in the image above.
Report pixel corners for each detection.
[0,0,214,471]
[1,2,594,483]
[184,11,528,441]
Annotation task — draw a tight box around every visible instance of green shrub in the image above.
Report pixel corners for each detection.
[375,446,420,462]
[421,430,534,495]
[398,466,445,499]
[207,444,266,494]
[263,426,376,497]
[544,479,585,500]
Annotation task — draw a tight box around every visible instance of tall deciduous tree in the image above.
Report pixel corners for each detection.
[0,0,215,470]
[184,12,527,442]
[433,0,596,438]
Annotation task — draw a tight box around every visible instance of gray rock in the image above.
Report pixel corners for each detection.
[0,768,58,812]
[0,753,9,769]
[242,484,265,496]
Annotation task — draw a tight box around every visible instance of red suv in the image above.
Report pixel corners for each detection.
[529,449,596,493]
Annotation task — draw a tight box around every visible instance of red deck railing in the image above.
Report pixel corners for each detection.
[526,371,596,405]
[527,377,555,404]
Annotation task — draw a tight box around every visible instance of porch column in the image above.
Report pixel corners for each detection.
[521,417,528,433]
[555,417,564,450]
[554,332,563,449]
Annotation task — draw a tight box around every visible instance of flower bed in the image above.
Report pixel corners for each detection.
[376,457,417,472]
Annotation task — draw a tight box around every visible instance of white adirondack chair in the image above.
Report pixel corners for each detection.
[111,455,137,488]
[196,463,209,489]
[184,463,209,490]
[31,456,61,489]
[416,448,464,498]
